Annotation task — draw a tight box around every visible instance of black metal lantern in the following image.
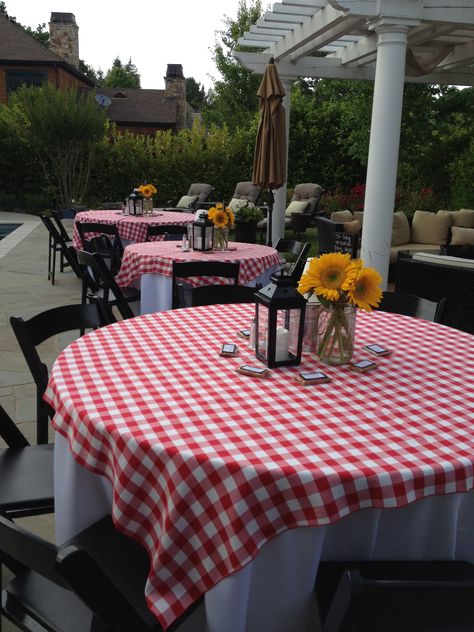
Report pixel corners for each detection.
[127,189,144,216]
[254,272,306,368]
[192,211,214,251]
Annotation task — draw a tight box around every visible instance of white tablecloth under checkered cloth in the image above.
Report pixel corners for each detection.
[72,209,195,249]
[114,240,282,287]
[44,306,474,629]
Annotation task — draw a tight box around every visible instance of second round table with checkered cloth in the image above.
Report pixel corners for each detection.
[44,305,474,632]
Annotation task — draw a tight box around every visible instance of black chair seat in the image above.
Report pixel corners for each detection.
[0,444,54,516]
[4,572,93,632]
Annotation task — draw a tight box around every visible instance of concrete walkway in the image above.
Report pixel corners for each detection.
[0,212,82,631]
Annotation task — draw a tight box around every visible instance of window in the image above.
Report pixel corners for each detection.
[6,70,47,93]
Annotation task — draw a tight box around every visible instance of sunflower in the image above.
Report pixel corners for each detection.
[208,207,229,228]
[226,207,235,226]
[138,184,156,198]
[347,267,383,311]
[298,252,352,301]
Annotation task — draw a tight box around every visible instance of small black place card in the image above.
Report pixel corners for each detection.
[236,365,271,378]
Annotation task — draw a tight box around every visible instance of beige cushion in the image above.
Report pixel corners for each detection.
[284,200,309,217]
[343,219,361,234]
[450,226,474,246]
[331,210,353,223]
[353,211,364,226]
[228,197,251,213]
[453,209,474,228]
[411,210,451,245]
[176,194,198,209]
[391,211,411,246]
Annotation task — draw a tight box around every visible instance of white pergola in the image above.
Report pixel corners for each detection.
[235,0,474,286]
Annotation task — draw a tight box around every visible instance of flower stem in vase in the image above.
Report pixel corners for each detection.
[317,303,356,366]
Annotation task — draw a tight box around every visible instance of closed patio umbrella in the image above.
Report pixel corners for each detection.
[252,57,286,247]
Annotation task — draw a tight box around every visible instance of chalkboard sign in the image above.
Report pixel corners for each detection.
[334,231,356,256]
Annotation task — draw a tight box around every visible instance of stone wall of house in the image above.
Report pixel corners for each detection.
[164,64,186,131]
[49,12,79,68]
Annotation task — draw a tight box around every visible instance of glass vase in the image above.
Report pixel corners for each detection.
[143,197,153,214]
[316,303,356,366]
[214,227,229,250]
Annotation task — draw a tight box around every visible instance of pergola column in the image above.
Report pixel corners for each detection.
[271,77,292,246]
[361,20,415,288]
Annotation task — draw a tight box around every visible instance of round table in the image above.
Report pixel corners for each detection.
[114,241,283,313]
[72,209,195,249]
[44,306,474,631]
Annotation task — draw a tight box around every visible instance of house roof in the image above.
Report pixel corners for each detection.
[236,0,474,86]
[97,87,178,126]
[0,12,93,85]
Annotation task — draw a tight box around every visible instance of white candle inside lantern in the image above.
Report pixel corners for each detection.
[275,326,289,361]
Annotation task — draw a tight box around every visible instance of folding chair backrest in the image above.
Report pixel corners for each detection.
[10,303,106,444]
[51,210,73,243]
[40,215,83,280]
[0,404,29,448]
[378,290,447,323]
[76,250,136,320]
[188,284,259,307]
[147,225,188,241]
[172,261,240,308]
[77,221,124,273]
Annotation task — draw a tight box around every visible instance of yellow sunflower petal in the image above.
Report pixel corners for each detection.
[348,267,383,311]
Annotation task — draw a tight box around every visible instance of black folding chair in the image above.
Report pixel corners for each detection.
[172,261,240,309]
[76,249,141,321]
[147,225,188,241]
[40,215,81,285]
[316,560,474,631]
[378,290,447,323]
[186,284,259,307]
[10,303,109,444]
[76,221,124,275]
[0,405,54,519]
[0,513,202,632]
[275,239,311,281]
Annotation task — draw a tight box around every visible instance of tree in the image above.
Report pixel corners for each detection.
[186,77,207,110]
[102,57,141,88]
[203,0,263,130]
[1,84,107,206]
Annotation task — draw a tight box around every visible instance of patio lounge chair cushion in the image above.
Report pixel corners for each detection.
[450,226,474,246]
[343,219,361,234]
[411,210,451,245]
[438,208,474,228]
[231,182,261,204]
[187,183,214,203]
[292,183,323,212]
[176,194,199,209]
[284,200,309,217]
[391,211,411,246]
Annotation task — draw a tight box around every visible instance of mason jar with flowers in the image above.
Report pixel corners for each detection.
[207,203,235,250]
[138,183,157,214]
[297,253,382,365]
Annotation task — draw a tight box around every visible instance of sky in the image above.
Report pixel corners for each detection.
[4,0,244,90]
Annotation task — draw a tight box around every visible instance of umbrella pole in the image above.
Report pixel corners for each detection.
[266,189,274,247]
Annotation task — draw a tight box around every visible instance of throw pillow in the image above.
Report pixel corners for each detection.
[331,210,354,223]
[228,197,248,213]
[342,219,361,234]
[453,209,474,228]
[176,194,198,209]
[450,226,474,246]
[284,200,309,217]
[391,211,411,246]
[411,210,452,245]
[353,211,364,226]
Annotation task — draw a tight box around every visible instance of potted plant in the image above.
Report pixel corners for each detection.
[233,201,265,243]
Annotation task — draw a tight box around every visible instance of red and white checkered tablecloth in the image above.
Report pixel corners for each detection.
[114,240,282,287]
[72,209,195,249]
[44,306,474,629]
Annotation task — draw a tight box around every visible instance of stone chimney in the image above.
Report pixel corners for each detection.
[49,12,79,68]
[164,64,186,131]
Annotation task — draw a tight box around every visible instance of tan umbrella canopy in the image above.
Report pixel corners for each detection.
[252,58,286,246]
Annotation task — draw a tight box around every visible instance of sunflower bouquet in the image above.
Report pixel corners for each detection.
[298,253,382,365]
[138,183,158,214]
[208,203,235,250]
